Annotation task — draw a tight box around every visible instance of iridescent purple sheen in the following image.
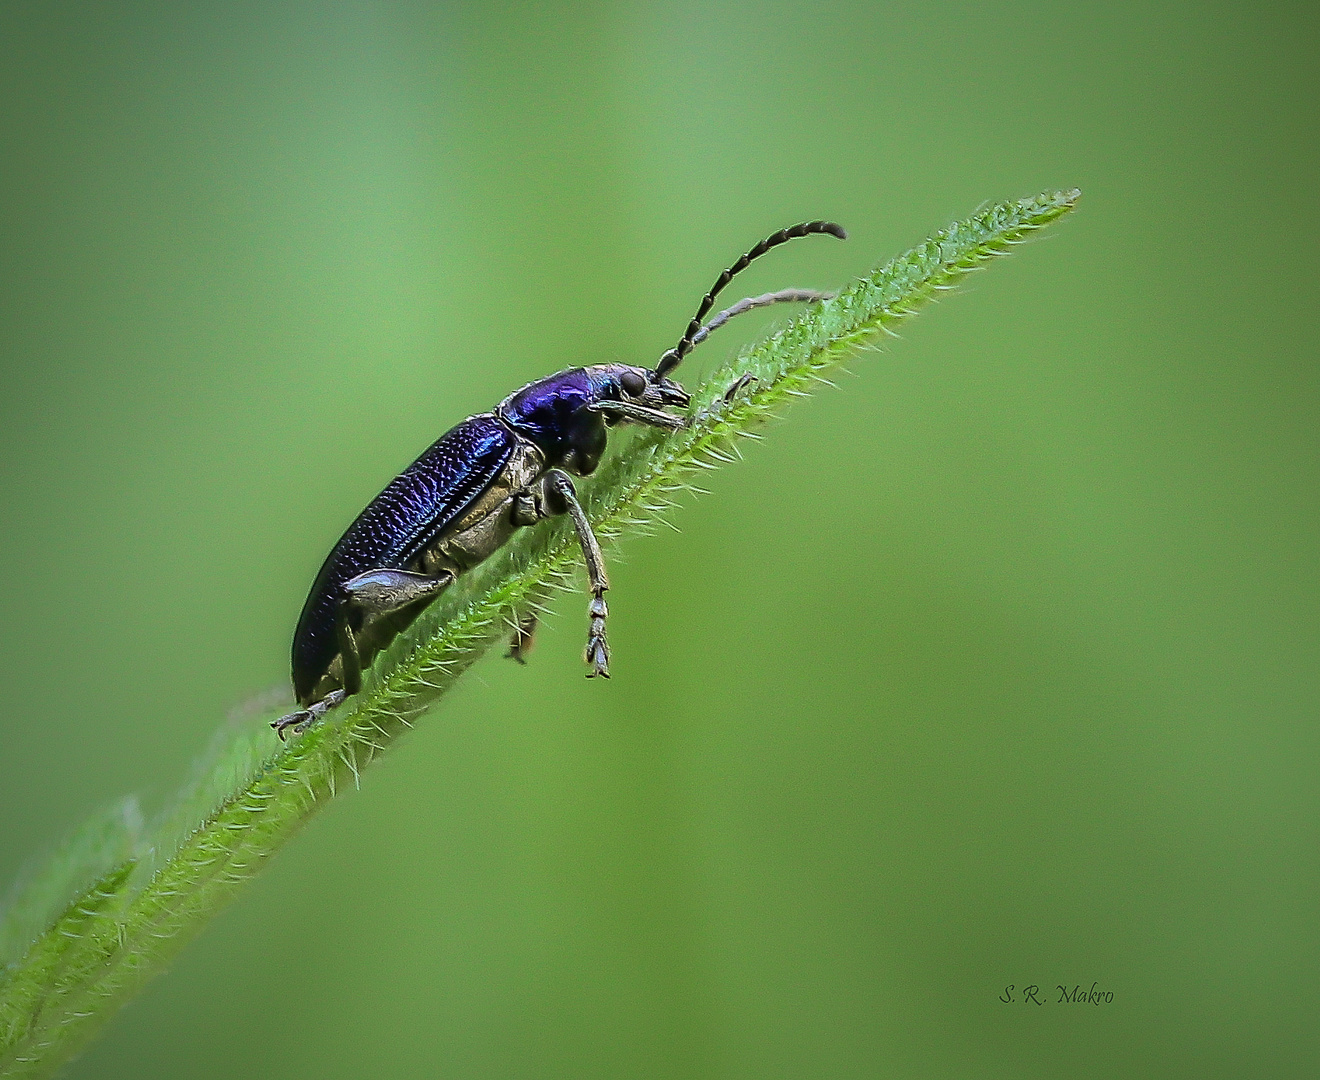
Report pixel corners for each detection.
[291,414,515,702]
[498,368,613,474]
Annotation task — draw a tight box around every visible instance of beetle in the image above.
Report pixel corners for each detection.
[273,220,847,737]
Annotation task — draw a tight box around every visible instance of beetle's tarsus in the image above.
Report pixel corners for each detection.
[271,688,349,740]
[585,591,610,677]
[272,710,310,741]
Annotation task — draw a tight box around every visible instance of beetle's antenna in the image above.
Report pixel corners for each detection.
[688,288,834,349]
[655,221,846,378]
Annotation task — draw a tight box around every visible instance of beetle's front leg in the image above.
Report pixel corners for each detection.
[541,469,611,678]
[584,399,688,430]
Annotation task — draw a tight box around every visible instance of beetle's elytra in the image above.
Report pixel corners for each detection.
[274,220,847,738]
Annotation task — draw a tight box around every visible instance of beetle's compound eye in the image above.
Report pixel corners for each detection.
[619,370,646,398]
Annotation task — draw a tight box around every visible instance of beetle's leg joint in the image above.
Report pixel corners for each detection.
[511,490,539,527]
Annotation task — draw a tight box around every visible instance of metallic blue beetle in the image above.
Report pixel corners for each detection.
[274,221,846,737]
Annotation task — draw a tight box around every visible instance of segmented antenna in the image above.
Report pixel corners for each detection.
[655,220,846,378]
[688,288,834,349]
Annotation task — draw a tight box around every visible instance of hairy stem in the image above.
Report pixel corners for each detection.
[0,189,1079,1078]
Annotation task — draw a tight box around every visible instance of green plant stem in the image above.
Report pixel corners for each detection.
[0,189,1079,1079]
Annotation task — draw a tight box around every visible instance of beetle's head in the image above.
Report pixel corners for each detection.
[592,363,691,419]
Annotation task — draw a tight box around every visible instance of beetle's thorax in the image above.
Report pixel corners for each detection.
[497,367,611,475]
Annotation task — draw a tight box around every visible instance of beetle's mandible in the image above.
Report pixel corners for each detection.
[273,220,847,737]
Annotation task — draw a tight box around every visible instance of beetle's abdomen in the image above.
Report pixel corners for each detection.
[292,414,517,703]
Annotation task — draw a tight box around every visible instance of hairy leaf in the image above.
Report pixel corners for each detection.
[0,189,1079,1078]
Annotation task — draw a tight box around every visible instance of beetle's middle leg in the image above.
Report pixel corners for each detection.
[501,490,546,662]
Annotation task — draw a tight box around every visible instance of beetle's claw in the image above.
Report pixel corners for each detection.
[585,641,610,678]
[271,709,312,741]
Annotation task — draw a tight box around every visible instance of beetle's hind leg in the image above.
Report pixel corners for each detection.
[542,469,611,678]
[334,568,454,695]
[272,568,453,739]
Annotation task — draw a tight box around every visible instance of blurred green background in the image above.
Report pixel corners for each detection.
[1,1,1316,1077]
